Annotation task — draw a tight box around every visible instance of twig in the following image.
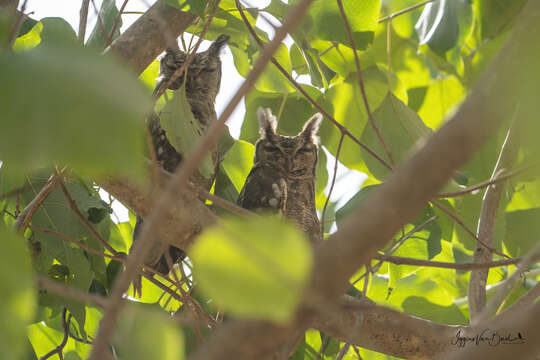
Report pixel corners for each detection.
[474,241,540,325]
[435,161,540,198]
[336,0,394,165]
[14,174,62,233]
[36,276,108,307]
[375,254,521,270]
[235,0,393,171]
[429,199,507,258]
[378,0,438,23]
[90,0,316,357]
[78,0,91,42]
[105,0,129,46]
[8,0,28,47]
[321,133,345,236]
[40,308,71,360]
[58,180,120,256]
[0,184,32,201]
[28,225,124,261]
[90,0,108,45]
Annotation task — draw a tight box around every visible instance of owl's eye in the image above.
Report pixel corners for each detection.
[263,145,279,152]
[298,147,314,153]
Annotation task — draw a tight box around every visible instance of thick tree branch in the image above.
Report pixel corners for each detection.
[106,1,197,75]
[96,169,217,267]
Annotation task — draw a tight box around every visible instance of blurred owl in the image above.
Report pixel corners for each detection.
[135,35,229,277]
[238,108,323,244]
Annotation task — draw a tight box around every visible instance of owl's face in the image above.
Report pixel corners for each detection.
[160,35,229,100]
[254,108,322,179]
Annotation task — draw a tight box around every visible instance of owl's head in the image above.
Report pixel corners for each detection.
[160,34,230,100]
[255,108,322,179]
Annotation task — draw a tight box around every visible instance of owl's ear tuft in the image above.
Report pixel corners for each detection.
[257,107,278,139]
[300,113,322,140]
[208,34,230,57]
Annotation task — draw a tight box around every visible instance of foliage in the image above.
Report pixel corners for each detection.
[0,0,537,359]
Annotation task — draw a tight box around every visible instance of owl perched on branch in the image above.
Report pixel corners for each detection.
[134,35,229,277]
[238,108,323,244]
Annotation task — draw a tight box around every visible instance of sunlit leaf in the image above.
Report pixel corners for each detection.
[115,305,184,360]
[86,0,122,49]
[159,84,214,178]
[220,140,255,192]
[296,0,381,50]
[0,226,36,360]
[402,296,467,325]
[0,45,149,177]
[191,216,313,323]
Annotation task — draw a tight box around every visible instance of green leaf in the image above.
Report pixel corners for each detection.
[220,140,255,192]
[191,216,313,323]
[319,70,390,173]
[158,84,214,178]
[475,0,526,40]
[290,43,308,75]
[296,0,381,50]
[253,43,295,93]
[335,185,379,229]
[115,305,184,360]
[0,45,149,177]
[414,0,459,55]
[361,93,432,179]
[402,296,467,325]
[214,165,239,209]
[0,226,36,360]
[86,0,122,50]
[160,0,207,15]
[417,76,465,129]
[38,17,77,46]
[14,21,42,52]
[504,208,540,258]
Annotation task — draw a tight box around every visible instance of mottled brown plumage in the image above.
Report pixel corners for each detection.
[135,35,229,277]
[238,108,323,244]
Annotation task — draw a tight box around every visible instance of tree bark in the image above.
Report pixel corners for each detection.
[106,1,196,75]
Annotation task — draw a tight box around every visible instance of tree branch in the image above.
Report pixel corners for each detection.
[105,1,197,75]
[469,121,519,322]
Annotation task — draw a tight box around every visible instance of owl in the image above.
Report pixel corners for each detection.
[238,108,323,244]
[148,34,230,174]
[135,35,229,277]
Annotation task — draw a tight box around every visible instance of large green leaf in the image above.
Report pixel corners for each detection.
[402,296,467,325]
[220,140,255,192]
[0,45,149,177]
[475,0,526,40]
[86,0,122,49]
[415,0,460,55]
[159,84,214,178]
[295,0,381,50]
[318,67,390,172]
[190,216,313,323]
[0,226,36,360]
[253,43,295,93]
[361,93,432,179]
[417,76,465,129]
[504,208,540,258]
[115,304,184,360]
